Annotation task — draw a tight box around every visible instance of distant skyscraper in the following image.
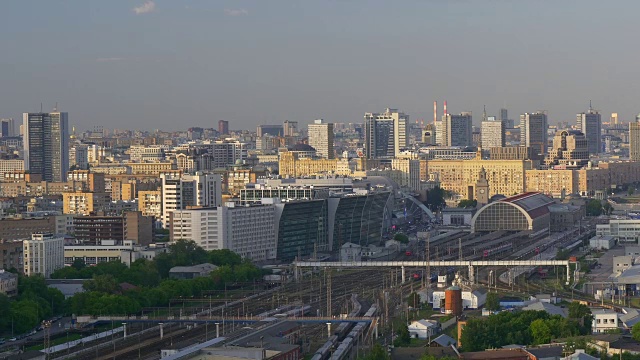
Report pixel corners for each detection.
[630,117,640,161]
[442,112,473,147]
[283,120,298,137]
[610,113,619,125]
[307,119,334,159]
[364,108,408,159]
[499,108,508,122]
[0,118,15,137]
[23,112,69,182]
[257,124,284,137]
[520,112,548,155]
[218,120,229,135]
[576,108,602,155]
[481,116,506,148]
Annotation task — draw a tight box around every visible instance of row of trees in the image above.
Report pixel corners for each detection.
[460,304,593,351]
[1,241,264,335]
[0,276,66,334]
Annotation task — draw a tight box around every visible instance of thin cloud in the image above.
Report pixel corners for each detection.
[133,1,156,15]
[224,8,248,17]
[96,57,125,62]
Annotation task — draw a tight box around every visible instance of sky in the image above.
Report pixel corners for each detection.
[1,0,639,132]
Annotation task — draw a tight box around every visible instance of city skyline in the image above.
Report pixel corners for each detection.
[2,1,640,130]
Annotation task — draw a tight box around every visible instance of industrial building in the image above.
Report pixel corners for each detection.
[471,192,555,233]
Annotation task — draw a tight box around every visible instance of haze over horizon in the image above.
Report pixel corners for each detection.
[2,0,639,131]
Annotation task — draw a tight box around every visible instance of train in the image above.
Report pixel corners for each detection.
[312,303,377,360]
[274,305,312,318]
[483,243,513,258]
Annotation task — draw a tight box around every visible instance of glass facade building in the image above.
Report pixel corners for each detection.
[471,192,553,233]
[329,192,391,250]
[275,199,328,262]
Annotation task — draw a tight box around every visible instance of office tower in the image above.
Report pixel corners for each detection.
[520,111,548,155]
[0,118,15,137]
[630,117,640,161]
[218,120,229,135]
[364,108,408,159]
[283,120,298,137]
[577,108,602,155]
[499,108,508,122]
[611,113,619,125]
[23,112,69,182]
[23,233,64,278]
[442,112,473,147]
[481,116,506,148]
[70,144,89,170]
[257,124,284,137]
[307,119,334,159]
[160,172,222,228]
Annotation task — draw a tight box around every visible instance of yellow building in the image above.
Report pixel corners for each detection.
[599,161,640,188]
[577,168,610,197]
[525,169,578,197]
[278,151,339,177]
[138,190,162,219]
[129,162,176,175]
[62,192,110,215]
[426,159,531,199]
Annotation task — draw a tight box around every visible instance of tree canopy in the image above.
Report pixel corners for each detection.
[586,199,603,216]
[425,187,446,211]
[394,233,409,244]
[484,292,500,311]
[457,199,477,208]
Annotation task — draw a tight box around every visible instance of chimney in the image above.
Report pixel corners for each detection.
[444,101,448,116]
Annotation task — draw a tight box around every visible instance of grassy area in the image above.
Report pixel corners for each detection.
[630,298,640,308]
[26,333,83,351]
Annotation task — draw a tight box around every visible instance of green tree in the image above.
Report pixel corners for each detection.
[556,248,570,260]
[394,233,409,244]
[586,199,603,216]
[407,292,420,309]
[83,274,120,293]
[485,292,500,311]
[530,319,552,345]
[394,323,411,347]
[632,322,640,342]
[170,240,209,266]
[208,249,242,267]
[457,199,477,208]
[361,343,389,360]
[602,202,613,215]
[71,258,86,271]
[425,187,446,211]
[568,302,593,334]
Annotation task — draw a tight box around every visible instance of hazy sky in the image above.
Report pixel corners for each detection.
[1,0,639,131]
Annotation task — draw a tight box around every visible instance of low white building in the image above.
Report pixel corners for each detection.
[408,319,439,339]
[592,308,619,333]
[589,235,615,250]
[614,255,634,275]
[596,220,640,243]
[432,287,487,310]
[23,233,64,278]
[442,208,476,227]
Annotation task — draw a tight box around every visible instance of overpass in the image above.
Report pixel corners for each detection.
[293,260,572,284]
[78,316,373,325]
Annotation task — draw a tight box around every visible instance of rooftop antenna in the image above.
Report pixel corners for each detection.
[483,105,487,122]
[54,102,58,112]
[589,100,593,111]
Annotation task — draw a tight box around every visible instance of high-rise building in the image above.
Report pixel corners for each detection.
[308,119,334,159]
[442,112,473,147]
[23,112,69,182]
[481,116,506,148]
[218,120,229,135]
[364,108,408,159]
[520,112,548,155]
[630,117,640,161]
[0,118,15,137]
[283,120,298,137]
[160,172,222,228]
[257,125,284,137]
[577,108,602,155]
[611,113,619,125]
[23,233,64,278]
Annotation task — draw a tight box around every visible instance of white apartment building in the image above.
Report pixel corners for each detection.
[364,108,409,158]
[481,117,506,148]
[170,203,276,261]
[23,233,64,278]
[592,309,619,333]
[128,145,167,162]
[161,172,222,228]
[596,220,640,243]
[308,119,335,159]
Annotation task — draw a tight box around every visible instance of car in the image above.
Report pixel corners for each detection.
[8,338,16,342]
